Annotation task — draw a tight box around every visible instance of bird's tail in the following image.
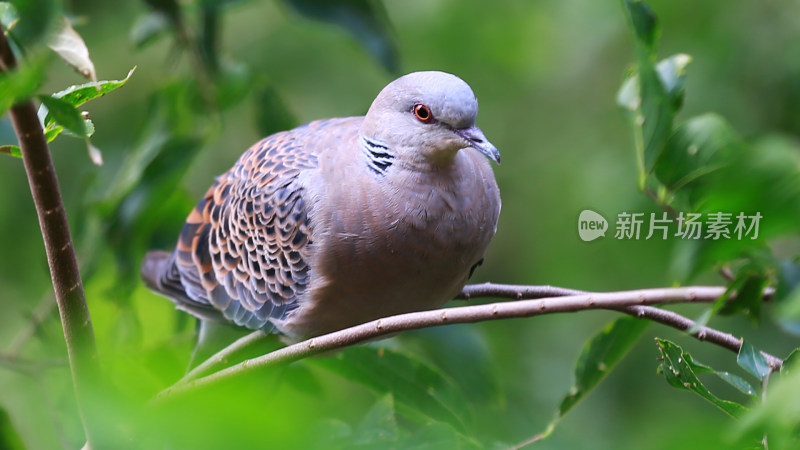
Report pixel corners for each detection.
[141,250,224,322]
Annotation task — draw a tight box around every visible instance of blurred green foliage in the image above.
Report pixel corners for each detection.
[1,0,800,448]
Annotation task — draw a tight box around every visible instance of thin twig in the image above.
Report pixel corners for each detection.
[644,186,679,218]
[616,305,782,369]
[0,354,68,375]
[181,330,268,382]
[1,24,103,448]
[6,292,57,357]
[155,285,784,402]
[462,283,780,369]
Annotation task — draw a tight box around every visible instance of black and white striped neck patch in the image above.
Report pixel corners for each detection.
[361,136,395,176]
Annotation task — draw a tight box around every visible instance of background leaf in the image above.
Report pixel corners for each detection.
[282,0,400,73]
[621,0,674,176]
[653,114,740,192]
[5,0,58,45]
[37,94,88,137]
[51,67,135,107]
[656,339,748,418]
[737,340,772,381]
[557,316,649,418]
[350,394,398,445]
[682,353,757,397]
[0,2,19,31]
[311,345,472,431]
[0,57,45,117]
[738,354,800,449]
[0,144,21,157]
[47,16,97,82]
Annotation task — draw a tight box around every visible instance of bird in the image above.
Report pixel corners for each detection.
[141,71,501,343]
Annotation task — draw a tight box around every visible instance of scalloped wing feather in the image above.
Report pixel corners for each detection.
[169,126,319,329]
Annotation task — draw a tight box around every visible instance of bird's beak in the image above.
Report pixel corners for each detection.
[456,126,501,164]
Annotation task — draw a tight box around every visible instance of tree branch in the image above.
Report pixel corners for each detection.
[178,284,590,383]
[1,24,103,448]
[177,283,781,387]
[616,305,782,368]
[461,283,781,368]
[155,285,781,402]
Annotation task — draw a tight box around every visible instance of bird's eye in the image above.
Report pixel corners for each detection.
[413,103,433,123]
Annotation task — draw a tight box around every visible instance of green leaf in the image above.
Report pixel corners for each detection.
[682,353,757,397]
[400,421,464,449]
[622,0,658,49]
[692,269,767,333]
[37,95,88,138]
[51,67,136,107]
[0,406,25,450]
[558,316,649,416]
[47,16,97,82]
[34,69,132,144]
[653,114,741,191]
[0,2,19,31]
[781,348,800,376]
[775,260,800,336]
[637,69,672,175]
[0,58,46,117]
[142,0,181,19]
[777,259,800,300]
[617,0,688,181]
[617,54,691,113]
[87,81,204,212]
[283,0,400,73]
[398,327,500,405]
[311,346,471,431]
[737,340,772,381]
[655,53,691,108]
[737,354,800,448]
[0,144,21,158]
[719,273,767,323]
[777,287,800,337]
[694,135,800,240]
[686,308,712,335]
[351,394,398,445]
[7,0,58,44]
[713,371,758,398]
[656,339,748,418]
[130,12,172,49]
[538,317,648,439]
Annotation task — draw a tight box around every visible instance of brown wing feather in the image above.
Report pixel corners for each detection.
[146,124,320,330]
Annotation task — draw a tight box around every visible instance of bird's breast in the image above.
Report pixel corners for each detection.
[278,148,499,340]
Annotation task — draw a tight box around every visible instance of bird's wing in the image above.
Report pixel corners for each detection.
[151,123,322,330]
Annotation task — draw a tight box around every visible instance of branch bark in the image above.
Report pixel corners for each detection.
[1,25,103,448]
[155,285,782,402]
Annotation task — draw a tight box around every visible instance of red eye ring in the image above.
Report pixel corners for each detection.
[413,103,433,123]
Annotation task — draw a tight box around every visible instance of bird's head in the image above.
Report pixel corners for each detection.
[362,71,500,168]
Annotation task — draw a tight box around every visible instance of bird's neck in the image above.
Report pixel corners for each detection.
[359,133,462,174]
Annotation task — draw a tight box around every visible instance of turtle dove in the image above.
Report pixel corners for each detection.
[141,71,501,342]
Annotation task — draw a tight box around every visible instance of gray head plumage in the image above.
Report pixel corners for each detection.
[362,71,500,165]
